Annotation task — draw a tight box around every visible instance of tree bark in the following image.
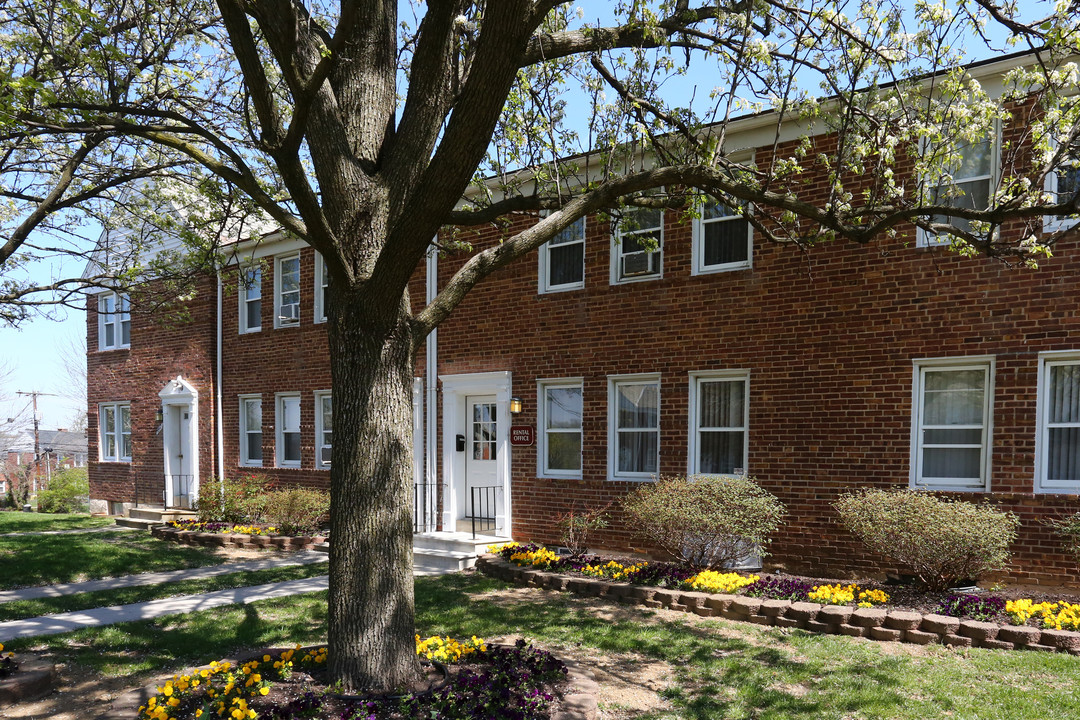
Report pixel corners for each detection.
[325,284,422,692]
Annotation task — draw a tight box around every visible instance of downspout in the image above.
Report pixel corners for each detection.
[425,246,438,531]
[215,270,226,489]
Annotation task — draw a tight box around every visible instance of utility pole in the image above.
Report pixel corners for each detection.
[16,391,58,495]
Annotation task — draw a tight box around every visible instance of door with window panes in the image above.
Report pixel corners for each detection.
[460,395,498,522]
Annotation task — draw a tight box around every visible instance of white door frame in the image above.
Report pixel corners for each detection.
[439,371,512,537]
[159,376,199,508]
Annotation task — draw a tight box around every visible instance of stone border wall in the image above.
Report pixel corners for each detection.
[477,555,1080,655]
[150,525,326,550]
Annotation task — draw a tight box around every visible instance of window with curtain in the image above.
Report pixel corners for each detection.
[540,217,585,292]
[693,198,751,274]
[277,394,301,466]
[691,374,748,475]
[921,132,997,245]
[240,266,261,333]
[1037,354,1080,491]
[610,376,660,479]
[316,391,332,468]
[239,396,262,466]
[912,361,992,489]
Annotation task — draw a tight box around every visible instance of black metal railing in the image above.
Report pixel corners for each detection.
[166,475,195,509]
[469,485,499,539]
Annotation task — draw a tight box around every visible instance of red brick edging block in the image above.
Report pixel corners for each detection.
[105,645,597,720]
[0,661,56,707]
[150,525,326,550]
[476,554,1080,657]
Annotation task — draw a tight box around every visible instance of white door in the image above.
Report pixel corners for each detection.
[165,404,194,508]
[459,395,498,521]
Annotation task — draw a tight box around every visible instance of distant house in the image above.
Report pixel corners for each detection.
[85,51,1080,585]
[2,428,88,501]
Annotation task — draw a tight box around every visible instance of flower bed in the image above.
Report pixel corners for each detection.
[151,523,326,550]
[482,544,1080,655]
[122,638,589,720]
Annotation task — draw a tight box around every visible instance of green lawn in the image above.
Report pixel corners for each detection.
[0,531,229,590]
[0,511,114,533]
[0,561,328,621]
[7,572,1080,719]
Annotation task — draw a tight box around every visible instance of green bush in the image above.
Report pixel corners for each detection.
[834,489,1018,591]
[195,474,270,523]
[37,468,89,513]
[1049,511,1080,568]
[621,475,786,570]
[263,487,330,536]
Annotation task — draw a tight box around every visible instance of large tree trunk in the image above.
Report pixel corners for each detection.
[326,285,422,692]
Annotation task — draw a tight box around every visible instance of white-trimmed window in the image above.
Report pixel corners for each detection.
[98,292,131,350]
[314,253,329,323]
[911,358,994,490]
[99,402,132,462]
[919,131,999,246]
[537,379,583,478]
[239,395,262,466]
[611,206,662,283]
[1044,143,1080,232]
[274,253,301,328]
[539,217,585,293]
[608,374,660,480]
[688,371,749,476]
[276,393,301,467]
[315,390,332,469]
[239,266,261,333]
[692,199,752,274]
[1035,351,1080,492]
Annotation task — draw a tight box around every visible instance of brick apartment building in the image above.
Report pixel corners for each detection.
[87,53,1080,585]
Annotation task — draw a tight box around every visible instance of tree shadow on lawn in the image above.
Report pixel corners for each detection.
[417,574,911,720]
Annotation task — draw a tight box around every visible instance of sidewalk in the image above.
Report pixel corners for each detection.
[0,526,136,538]
[0,551,329,604]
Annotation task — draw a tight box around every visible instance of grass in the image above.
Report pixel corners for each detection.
[8,572,1080,719]
[0,511,114,533]
[0,531,230,590]
[0,561,328,621]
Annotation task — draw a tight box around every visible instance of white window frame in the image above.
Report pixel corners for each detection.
[99,401,132,462]
[910,356,995,491]
[691,199,753,275]
[1035,350,1080,493]
[314,253,329,323]
[239,265,262,334]
[275,393,302,467]
[1043,138,1080,233]
[274,253,301,329]
[687,370,750,477]
[97,292,131,351]
[917,126,1001,247]
[610,206,663,285]
[536,378,584,479]
[607,373,661,481]
[315,390,332,470]
[538,216,586,294]
[238,394,262,467]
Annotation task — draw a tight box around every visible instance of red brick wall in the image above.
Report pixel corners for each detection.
[86,277,218,507]
[433,202,1080,586]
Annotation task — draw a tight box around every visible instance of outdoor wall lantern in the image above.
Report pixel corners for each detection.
[155,408,164,424]
[509,396,523,414]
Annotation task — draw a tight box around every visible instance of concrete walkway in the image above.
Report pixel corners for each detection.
[0,551,329,604]
[0,550,457,641]
[0,526,136,537]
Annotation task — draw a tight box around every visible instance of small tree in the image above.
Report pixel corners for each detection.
[622,475,785,570]
[554,502,612,558]
[37,467,89,513]
[834,489,1019,591]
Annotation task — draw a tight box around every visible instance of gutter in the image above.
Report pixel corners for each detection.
[425,245,438,532]
[215,270,225,487]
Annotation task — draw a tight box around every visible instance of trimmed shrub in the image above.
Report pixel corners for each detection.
[195,474,270,523]
[37,467,89,513]
[263,487,330,535]
[834,489,1018,592]
[1048,511,1080,568]
[621,474,786,570]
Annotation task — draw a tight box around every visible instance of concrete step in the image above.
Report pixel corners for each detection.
[412,531,506,557]
[414,548,477,572]
[114,517,160,531]
[127,507,197,523]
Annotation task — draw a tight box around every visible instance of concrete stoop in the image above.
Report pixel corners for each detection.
[114,506,198,531]
[313,531,507,574]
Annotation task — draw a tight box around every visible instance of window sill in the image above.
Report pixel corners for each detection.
[692,262,751,276]
[611,274,661,286]
[539,283,585,295]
